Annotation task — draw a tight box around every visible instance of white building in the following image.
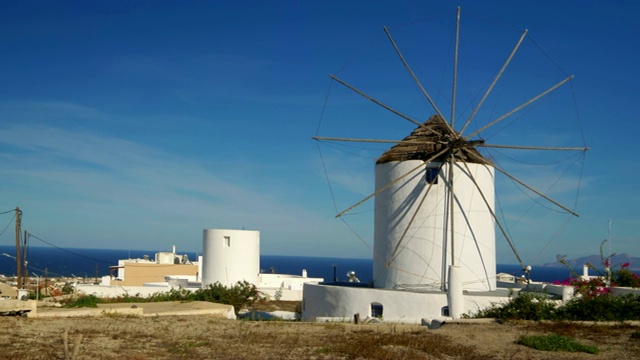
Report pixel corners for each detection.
[78,229,323,301]
[201,229,323,301]
[373,117,496,292]
[202,229,260,287]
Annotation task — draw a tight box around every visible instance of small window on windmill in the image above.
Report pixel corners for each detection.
[425,167,439,184]
[224,236,231,247]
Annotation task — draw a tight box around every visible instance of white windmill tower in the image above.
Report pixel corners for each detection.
[314,7,588,318]
[372,114,496,293]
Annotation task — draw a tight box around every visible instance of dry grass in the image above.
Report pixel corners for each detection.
[0,315,638,359]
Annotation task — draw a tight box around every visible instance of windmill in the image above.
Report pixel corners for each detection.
[313,7,588,316]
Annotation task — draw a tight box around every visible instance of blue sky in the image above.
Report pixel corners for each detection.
[0,1,637,265]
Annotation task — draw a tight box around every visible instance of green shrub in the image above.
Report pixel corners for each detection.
[516,334,598,354]
[147,287,194,302]
[472,290,640,322]
[474,292,557,320]
[115,280,265,314]
[61,280,264,312]
[61,282,75,295]
[62,294,101,308]
[613,268,640,288]
[557,294,640,321]
[194,281,264,313]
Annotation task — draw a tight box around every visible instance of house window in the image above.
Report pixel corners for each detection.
[370,302,383,319]
[425,167,439,184]
[224,236,231,247]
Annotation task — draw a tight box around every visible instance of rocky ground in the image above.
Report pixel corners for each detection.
[0,301,638,359]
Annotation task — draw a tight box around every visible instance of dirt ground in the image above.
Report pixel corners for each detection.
[1,306,639,359]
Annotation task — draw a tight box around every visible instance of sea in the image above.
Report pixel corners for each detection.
[0,245,582,283]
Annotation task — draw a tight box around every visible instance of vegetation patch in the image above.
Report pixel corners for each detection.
[471,292,557,321]
[557,294,640,321]
[62,294,101,308]
[516,333,598,354]
[471,291,640,322]
[62,281,265,314]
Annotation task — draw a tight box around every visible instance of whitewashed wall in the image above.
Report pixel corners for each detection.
[373,161,496,291]
[301,283,510,323]
[202,229,260,287]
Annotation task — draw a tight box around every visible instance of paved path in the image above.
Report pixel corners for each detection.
[32,301,235,318]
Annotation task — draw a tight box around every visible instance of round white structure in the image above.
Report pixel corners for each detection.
[202,229,260,287]
[373,115,496,291]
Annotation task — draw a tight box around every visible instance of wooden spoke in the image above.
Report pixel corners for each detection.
[493,164,579,217]
[335,147,450,218]
[465,75,574,139]
[451,6,461,129]
[386,162,446,267]
[461,161,526,269]
[479,144,589,151]
[313,136,435,145]
[329,74,441,136]
[382,27,454,135]
[460,29,528,135]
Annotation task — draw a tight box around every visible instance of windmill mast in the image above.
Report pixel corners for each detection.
[449,6,461,268]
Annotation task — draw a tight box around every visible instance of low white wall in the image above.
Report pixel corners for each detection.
[526,283,639,301]
[257,273,323,301]
[543,284,574,301]
[78,283,308,302]
[76,284,173,298]
[302,283,512,323]
[260,288,303,301]
[610,287,640,296]
[259,274,323,289]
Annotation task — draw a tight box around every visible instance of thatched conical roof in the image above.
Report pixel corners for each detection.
[376,115,491,165]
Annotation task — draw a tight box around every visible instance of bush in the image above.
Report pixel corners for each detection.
[132,281,264,314]
[516,334,598,354]
[570,277,611,299]
[62,294,101,308]
[194,281,264,313]
[61,282,75,295]
[613,267,640,288]
[62,281,264,312]
[474,292,557,321]
[557,294,640,321]
[146,287,194,302]
[471,290,640,322]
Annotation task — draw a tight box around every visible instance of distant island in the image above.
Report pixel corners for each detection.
[541,253,640,271]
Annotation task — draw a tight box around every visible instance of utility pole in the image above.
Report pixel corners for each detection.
[14,207,22,289]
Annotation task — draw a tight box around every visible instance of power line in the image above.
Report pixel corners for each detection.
[27,233,112,265]
[0,214,15,240]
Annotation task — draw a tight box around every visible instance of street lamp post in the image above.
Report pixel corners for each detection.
[32,272,40,300]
